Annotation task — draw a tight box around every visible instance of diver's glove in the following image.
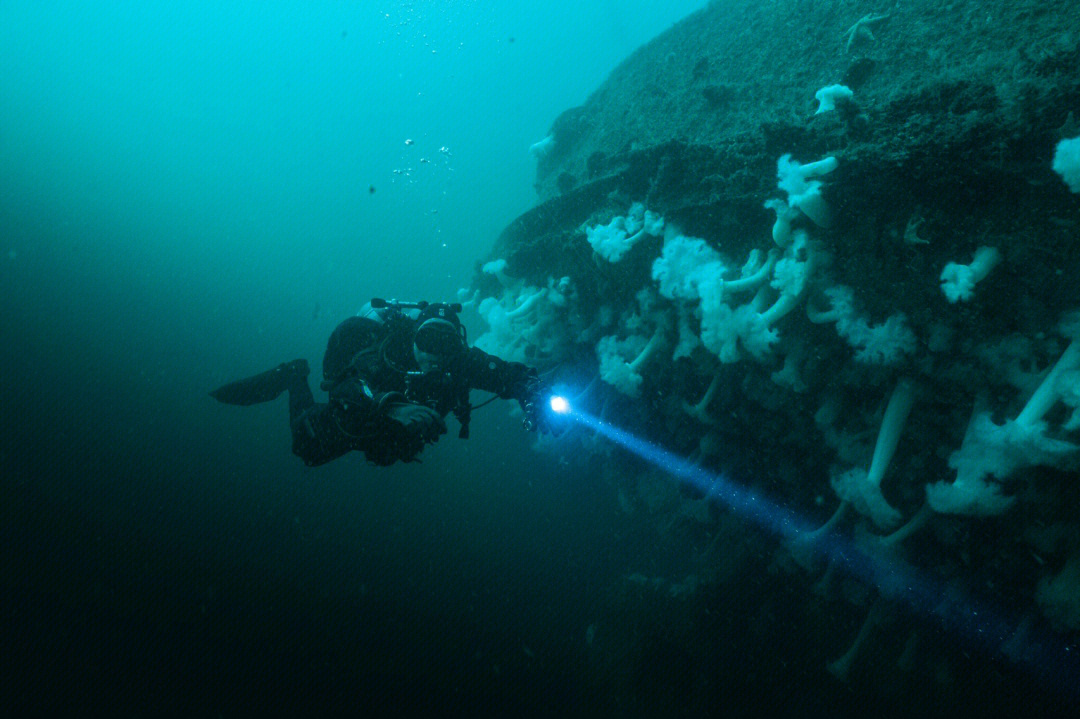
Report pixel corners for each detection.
[517,374,565,435]
[367,393,447,465]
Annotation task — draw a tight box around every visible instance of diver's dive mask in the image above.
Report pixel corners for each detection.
[412,310,466,373]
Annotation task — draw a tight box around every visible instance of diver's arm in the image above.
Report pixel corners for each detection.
[457,347,564,434]
[455,347,538,401]
[328,378,446,465]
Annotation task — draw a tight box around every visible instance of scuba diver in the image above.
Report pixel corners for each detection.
[210,298,556,466]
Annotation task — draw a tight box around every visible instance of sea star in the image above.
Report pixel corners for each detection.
[844,12,891,53]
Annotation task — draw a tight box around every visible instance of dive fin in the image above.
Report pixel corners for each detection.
[210,359,309,406]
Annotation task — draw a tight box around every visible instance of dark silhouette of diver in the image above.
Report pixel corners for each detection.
[211,299,555,466]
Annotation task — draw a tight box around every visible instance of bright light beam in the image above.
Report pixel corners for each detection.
[563,405,1080,700]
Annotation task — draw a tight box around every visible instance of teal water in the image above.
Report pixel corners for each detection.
[6,2,1078,717]
[1,2,708,715]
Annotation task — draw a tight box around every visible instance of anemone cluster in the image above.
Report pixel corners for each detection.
[463,136,1079,685]
[464,0,1080,690]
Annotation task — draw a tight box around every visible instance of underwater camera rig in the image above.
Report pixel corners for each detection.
[370,297,463,315]
[371,297,472,437]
